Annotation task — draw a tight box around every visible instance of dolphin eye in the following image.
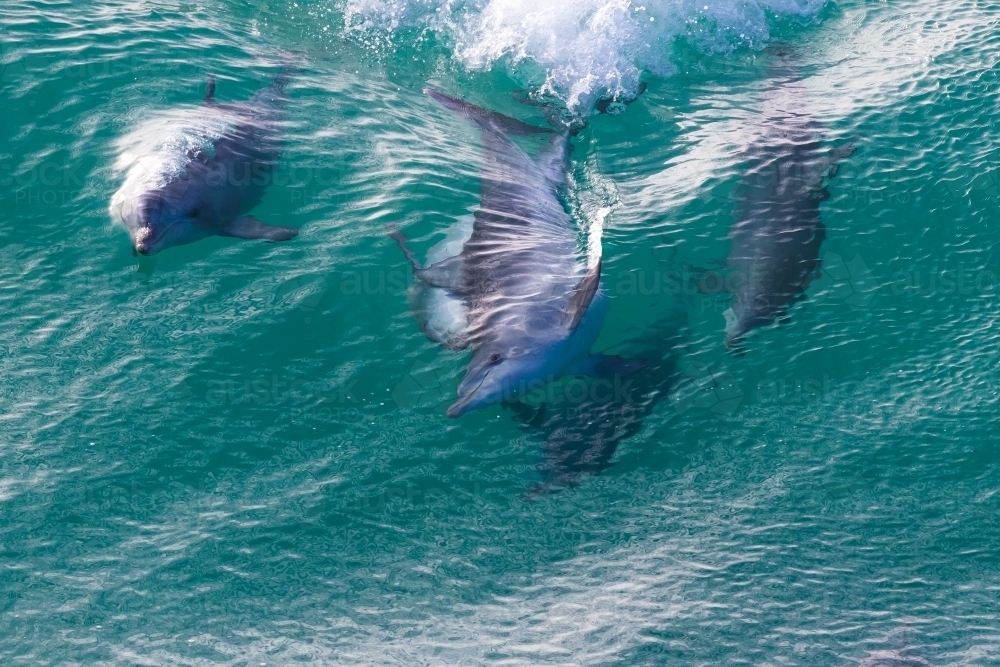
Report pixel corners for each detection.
[488,353,502,364]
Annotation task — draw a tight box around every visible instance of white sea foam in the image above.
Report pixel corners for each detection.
[340,0,829,110]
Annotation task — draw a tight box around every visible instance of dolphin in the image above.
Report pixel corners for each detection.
[855,650,932,667]
[110,73,298,256]
[852,630,932,667]
[723,53,854,349]
[391,88,640,418]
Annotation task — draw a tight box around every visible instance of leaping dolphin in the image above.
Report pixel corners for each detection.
[110,73,298,256]
[391,88,640,418]
[723,52,854,349]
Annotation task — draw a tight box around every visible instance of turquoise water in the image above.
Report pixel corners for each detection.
[2,0,1000,663]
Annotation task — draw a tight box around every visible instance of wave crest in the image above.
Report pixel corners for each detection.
[341,0,829,111]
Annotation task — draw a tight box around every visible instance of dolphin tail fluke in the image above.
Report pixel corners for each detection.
[511,89,591,135]
[221,216,298,242]
[388,224,465,292]
[829,141,856,162]
[827,142,856,178]
[425,88,552,137]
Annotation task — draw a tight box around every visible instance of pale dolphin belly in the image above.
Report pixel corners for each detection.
[408,215,473,350]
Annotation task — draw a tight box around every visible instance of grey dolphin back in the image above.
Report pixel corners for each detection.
[389,88,588,354]
[423,88,592,333]
[399,88,626,418]
[202,75,297,241]
[112,72,301,255]
[723,51,857,349]
[535,133,572,194]
[202,75,286,164]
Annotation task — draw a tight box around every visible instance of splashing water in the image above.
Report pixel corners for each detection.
[340,0,830,110]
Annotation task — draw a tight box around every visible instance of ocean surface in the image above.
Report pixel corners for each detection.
[2,0,1000,664]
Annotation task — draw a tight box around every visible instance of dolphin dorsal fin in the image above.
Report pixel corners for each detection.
[564,257,602,332]
[205,76,217,105]
[426,88,552,137]
[536,134,570,195]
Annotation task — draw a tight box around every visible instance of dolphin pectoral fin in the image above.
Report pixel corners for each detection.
[425,88,552,137]
[222,216,299,241]
[568,354,647,378]
[564,258,602,332]
[205,76,217,105]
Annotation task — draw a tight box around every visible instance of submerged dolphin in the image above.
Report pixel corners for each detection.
[724,54,854,349]
[392,89,639,418]
[855,650,932,667]
[110,74,297,256]
[506,307,684,492]
[399,219,679,491]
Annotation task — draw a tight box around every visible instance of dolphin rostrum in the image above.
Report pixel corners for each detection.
[110,73,298,256]
[723,53,854,349]
[391,88,640,418]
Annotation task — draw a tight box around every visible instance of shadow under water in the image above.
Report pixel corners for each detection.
[506,305,687,494]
